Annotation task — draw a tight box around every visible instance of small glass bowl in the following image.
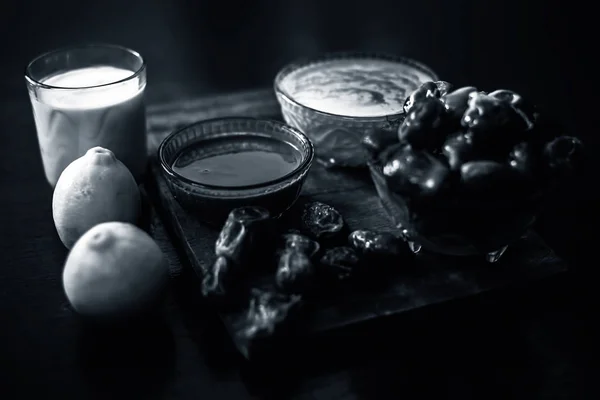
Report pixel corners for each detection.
[274,52,438,168]
[367,161,542,263]
[158,118,314,225]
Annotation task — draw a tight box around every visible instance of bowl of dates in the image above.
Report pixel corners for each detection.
[365,82,584,262]
[274,52,439,168]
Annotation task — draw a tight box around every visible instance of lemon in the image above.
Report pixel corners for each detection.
[52,146,141,249]
[63,221,169,318]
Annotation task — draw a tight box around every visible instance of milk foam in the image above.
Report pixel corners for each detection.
[39,66,142,109]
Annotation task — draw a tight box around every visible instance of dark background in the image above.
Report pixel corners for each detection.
[0,0,595,399]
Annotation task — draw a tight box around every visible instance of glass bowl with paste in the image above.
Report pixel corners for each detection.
[158,118,314,225]
[274,52,438,168]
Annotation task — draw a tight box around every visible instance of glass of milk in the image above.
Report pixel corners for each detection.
[25,44,147,187]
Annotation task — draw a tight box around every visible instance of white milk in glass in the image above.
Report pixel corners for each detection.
[31,66,146,186]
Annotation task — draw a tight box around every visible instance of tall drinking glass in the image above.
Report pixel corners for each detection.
[25,44,147,187]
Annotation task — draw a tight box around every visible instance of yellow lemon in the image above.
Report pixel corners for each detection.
[63,221,169,318]
[52,146,141,249]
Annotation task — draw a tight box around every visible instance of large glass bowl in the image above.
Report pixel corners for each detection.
[158,118,314,226]
[274,52,438,168]
[368,160,542,262]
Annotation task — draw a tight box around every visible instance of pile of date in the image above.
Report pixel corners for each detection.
[198,81,586,349]
[365,82,584,205]
[201,203,413,345]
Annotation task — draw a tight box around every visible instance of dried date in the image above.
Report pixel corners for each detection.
[362,128,399,159]
[348,230,411,263]
[398,96,452,150]
[275,249,315,294]
[201,256,234,302]
[279,233,320,259]
[215,206,271,266]
[236,289,303,342]
[382,142,452,199]
[319,246,361,282]
[403,81,452,114]
[543,136,584,178]
[300,202,346,244]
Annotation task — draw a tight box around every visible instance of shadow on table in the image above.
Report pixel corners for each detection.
[169,261,588,399]
[274,280,586,399]
[75,313,177,400]
[235,299,535,399]
[342,313,534,400]
[166,250,584,400]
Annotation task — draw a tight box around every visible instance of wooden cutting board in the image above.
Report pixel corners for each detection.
[144,88,568,359]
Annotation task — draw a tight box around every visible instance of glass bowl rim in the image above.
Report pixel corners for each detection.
[25,43,146,90]
[158,117,315,192]
[273,51,439,121]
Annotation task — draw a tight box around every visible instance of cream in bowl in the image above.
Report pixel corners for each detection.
[275,52,438,168]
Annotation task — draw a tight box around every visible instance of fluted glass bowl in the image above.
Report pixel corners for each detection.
[274,52,438,168]
[368,160,542,262]
[158,118,314,225]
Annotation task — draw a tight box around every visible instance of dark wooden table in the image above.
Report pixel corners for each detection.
[1,1,596,399]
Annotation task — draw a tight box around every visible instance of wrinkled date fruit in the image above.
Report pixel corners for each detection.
[543,136,584,177]
[461,92,529,144]
[398,97,452,150]
[434,80,453,97]
[300,202,346,243]
[442,132,477,170]
[280,233,320,259]
[348,230,411,263]
[362,128,399,159]
[381,143,414,192]
[403,81,442,114]
[319,246,361,282]
[508,141,541,177]
[215,206,271,266]
[489,89,536,125]
[441,86,478,120]
[275,249,315,294]
[201,256,234,300]
[236,289,303,341]
[382,143,452,199]
[460,160,532,206]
